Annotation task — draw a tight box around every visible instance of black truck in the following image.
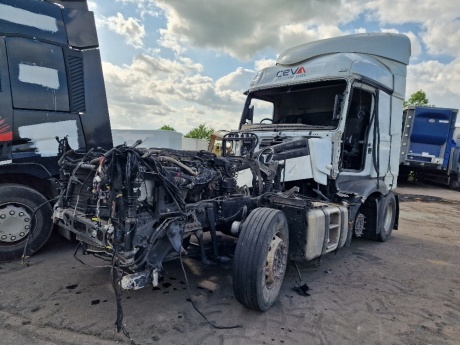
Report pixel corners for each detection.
[0,0,112,261]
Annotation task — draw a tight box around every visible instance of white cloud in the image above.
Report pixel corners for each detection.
[380,28,399,34]
[92,0,460,133]
[365,0,459,58]
[254,58,276,71]
[405,31,422,60]
[420,19,460,57]
[102,55,248,134]
[158,29,187,55]
[87,1,97,11]
[215,67,255,92]
[406,58,460,108]
[354,28,367,34]
[155,0,361,60]
[101,13,146,48]
[365,0,457,25]
[278,25,344,53]
[115,0,160,18]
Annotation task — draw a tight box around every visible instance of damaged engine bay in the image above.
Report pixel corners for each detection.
[53,136,349,316]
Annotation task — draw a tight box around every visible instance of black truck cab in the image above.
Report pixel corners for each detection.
[0,0,112,261]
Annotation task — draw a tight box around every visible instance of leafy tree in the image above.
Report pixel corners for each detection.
[159,124,176,131]
[404,90,431,107]
[184,123,214,141]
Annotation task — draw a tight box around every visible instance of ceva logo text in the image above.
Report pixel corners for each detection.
[276,66,306,77]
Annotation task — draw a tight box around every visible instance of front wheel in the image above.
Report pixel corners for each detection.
[0,184,53,262]
[378,192,396,242]
[232,208,289,311]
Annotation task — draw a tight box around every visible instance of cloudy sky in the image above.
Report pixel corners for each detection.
[88,0,460,134]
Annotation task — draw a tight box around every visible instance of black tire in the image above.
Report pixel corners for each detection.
[397,166,410,184]
[449,176,459,190]
[0,184,53,262]
[378,192,396,242]
[232,207,289,311]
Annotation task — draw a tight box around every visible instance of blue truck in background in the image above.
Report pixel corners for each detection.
[399,106,460,189]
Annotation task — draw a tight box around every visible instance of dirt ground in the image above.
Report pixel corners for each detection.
[0,182,459,345]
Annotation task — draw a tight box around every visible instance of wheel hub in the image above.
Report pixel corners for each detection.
[354,213,365,237]
[0,204,32,243]
[265,234,287,289]
[383,204,393,235]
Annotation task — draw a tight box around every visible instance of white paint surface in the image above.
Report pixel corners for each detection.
[0,4,58,32]
[236,155,313,187]
[236,168,252,188]
[18,64,60,89]
[18,120,79,157]
[309,138,332,185]
[112,129,182,149]
[284,155,313,181]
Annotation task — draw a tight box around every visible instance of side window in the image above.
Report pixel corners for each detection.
[6,37,69,111]
[341,86,374,170]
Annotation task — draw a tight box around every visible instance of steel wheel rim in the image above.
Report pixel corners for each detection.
[265,232,287,289]
[0,203,33,244]
[383,202,393,235]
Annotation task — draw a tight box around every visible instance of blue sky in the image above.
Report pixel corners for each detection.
[88,0,460,134]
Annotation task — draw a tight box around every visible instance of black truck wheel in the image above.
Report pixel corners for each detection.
[0,184,53,262]
[378,192,396,242]
[449,176,459,190]
[232,207,289,311]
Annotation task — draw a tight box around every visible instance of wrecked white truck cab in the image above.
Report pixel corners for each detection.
[53,34,410,318]
[234,33,410,190]
[226,33,411,242]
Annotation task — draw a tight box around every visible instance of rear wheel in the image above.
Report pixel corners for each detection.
[232,208,289,311]
[449,175,459,190]
[0,184,53,262]
[378,192,396,242]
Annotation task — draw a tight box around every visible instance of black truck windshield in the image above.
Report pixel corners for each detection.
[242,80,347,129]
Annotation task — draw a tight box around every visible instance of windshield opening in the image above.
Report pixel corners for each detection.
[242,80,347,129]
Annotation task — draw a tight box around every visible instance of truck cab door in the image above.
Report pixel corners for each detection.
[370,90,392,180]
[340,84,375,174]
[338,83,398,190]
[0,37,13,164]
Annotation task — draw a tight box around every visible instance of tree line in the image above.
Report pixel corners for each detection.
[159,123,214,141]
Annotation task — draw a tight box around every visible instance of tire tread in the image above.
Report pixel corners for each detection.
[233,207,288,311]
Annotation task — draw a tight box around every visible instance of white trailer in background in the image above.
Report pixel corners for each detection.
[112,129,208,151]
